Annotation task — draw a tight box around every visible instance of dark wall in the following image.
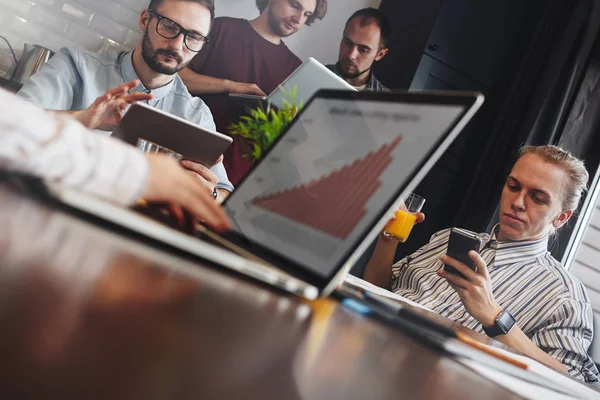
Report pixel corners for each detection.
[375,0,444,89]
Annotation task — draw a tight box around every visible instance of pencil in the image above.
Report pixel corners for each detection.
[456,331,529,370]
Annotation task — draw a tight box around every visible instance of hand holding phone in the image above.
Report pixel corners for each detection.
[443,228,482,278]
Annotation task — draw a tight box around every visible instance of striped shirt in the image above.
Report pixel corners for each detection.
[390,227,599,383]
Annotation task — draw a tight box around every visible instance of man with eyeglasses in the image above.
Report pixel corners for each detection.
[17,0,234,201]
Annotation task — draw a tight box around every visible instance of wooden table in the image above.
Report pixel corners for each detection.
[0,181,523,400]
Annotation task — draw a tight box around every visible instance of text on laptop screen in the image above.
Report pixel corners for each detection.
[224,97,467,278]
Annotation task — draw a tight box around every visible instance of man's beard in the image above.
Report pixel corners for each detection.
[141,29,188,75]
[268,8,297,38]
[339,59,375,80]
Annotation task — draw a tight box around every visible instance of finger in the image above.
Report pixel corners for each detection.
[143,154,230,231]
[181,161,218,185]
[212,155,224,167]
[446,280,466,297]
[440,254,478,281]
[166,202,184,225]
[180,160,207,174]
[250,85,267,96]
[180,178,230,231]
[469,251,489,278]
[105,85,130,98]
[93,93,111,106]
[106,80,140,97]
[415,212,425,224]
[185,170,213,193]
[118,102,130,113]
[122,92,153,103]
[437,268,470,290]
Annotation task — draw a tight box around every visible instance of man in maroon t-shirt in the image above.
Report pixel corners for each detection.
[179,0,328,185]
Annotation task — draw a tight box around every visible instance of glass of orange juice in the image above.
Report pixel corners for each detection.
[383,193,425,242]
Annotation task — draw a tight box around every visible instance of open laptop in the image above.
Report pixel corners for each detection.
[229,57,357,109]
[37,90,483,300]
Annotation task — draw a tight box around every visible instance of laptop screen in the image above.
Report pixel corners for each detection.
[223,92,474,281]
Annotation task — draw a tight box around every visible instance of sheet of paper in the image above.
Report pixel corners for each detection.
[458,358,582,400]
[483,346,600,400]
[342,274,432,311]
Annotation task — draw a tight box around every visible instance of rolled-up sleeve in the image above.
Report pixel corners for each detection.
[16,47,80,110]
[390,229,451,291]
[531,298,599,383]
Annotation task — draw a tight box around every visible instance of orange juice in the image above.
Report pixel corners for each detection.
[384,210,418,242]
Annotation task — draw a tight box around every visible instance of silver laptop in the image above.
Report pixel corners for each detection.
[229,57,357,109]
[40,90,484,299]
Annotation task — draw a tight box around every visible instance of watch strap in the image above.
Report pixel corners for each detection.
[483,309,515,337]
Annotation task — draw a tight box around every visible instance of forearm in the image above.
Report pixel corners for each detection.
[52,109,91,128]
[363,237,398,288]
[179,68,231,95]
[494,326,568,374]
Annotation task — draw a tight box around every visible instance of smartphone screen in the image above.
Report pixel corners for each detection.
[443,228,482,277]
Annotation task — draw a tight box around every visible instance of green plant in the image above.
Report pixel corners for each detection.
[228,86,303,162]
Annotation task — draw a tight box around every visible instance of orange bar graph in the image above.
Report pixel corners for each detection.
[251,136,402,239]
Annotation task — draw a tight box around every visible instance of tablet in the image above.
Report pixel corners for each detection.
[113,102,233,167]
[228,93,268,101]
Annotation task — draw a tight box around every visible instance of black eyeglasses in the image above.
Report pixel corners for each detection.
[147,9,210,52]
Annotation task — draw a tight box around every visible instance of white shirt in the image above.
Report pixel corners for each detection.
[0,88,148,206]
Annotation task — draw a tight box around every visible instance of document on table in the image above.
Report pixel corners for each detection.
[459,358,581,400]
[342,274,432,311]
[455,344,600,400]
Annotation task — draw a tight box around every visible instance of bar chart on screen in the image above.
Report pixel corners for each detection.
[251,136,402,240]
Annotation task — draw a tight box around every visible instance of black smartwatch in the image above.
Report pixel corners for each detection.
[483,309,516,337]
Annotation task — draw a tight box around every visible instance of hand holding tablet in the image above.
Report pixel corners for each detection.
[113,102,233,167]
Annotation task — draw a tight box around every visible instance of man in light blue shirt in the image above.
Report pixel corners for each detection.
[17,0,234,198]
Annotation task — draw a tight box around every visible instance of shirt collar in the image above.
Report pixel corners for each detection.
[365,70,380,91]
[121,51,175,102]
[484,224,549,266]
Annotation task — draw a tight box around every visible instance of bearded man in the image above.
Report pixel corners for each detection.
[17,0,234,199]
[327,8,391,92]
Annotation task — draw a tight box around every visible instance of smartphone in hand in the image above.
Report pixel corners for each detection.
[443,228,482,278]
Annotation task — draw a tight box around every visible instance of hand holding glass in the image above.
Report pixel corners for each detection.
[137,138,183,161]
[383,193,426,242]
